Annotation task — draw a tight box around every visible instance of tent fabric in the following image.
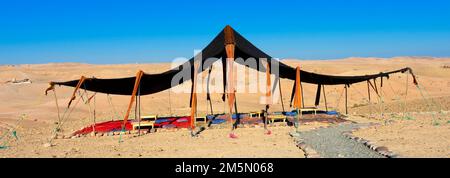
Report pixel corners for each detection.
[49,25,417,96]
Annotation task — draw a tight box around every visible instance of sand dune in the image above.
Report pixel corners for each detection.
[0,57,449,157]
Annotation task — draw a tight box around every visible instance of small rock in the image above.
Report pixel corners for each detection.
[342,132,350,136]
[388,153,399,158]
[307,153,321,158]
[375,146,389,152]
[378,151,389,156]
[359,139,368,144]
[295,138,304,143]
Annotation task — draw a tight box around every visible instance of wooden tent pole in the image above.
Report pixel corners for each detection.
[300,82,305,108]
[134,94,137,132]
[345,85,348,115]
[293,66,302,133]
[93,93,96,133]
[380,78,384,120]
[367,81,371,102]
[264,60,271,131]
[190,61,200,132]
[225,42,236,131]
[209,98,214,115]
[373,78,378,95]
[234,96,239,129]
[206,67,214,115]
[322,85,328,112]
[137,85,141,135]
[367,80,380,97]
[278,77,285,112]
[67,76,86,108]
[315,84,321,107]
[224,25,237,133]
[367,80,372,116]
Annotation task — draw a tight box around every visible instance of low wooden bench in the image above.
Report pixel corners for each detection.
[132,115,157,130]
[268,114,286,123]
[248,111,262,118]
[132,121,154,130]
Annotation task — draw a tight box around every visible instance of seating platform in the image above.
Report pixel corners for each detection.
[248,111,262,118]
[268,114,286,123]
[300,107,319,115]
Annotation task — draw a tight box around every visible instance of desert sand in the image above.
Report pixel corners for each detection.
[0,57,449,158]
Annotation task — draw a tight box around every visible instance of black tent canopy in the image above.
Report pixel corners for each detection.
[48,25,417,96]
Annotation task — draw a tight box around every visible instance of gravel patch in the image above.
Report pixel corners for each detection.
[297,123,385,158]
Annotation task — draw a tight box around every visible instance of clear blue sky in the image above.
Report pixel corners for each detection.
[0,0,449,64]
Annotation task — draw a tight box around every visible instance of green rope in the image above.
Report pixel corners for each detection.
[118,127,125,144]
[47,94,81,144]
[0,114,26,149]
